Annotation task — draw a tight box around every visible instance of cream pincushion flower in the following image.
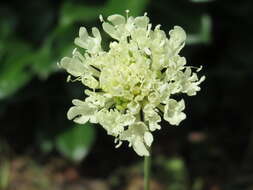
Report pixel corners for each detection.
[60,12,205,156]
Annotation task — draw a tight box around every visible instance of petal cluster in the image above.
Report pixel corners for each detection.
[60,12,205,156]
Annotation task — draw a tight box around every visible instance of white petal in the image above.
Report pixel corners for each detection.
[74,27,102,54]
[72,99,85,106]
[127,101,140,114]
[102,22,119,40]
[81,75,99,89]
[108,14,125,26]
[168,26,186,53]
[164,99,186,126]
[149,122,161,131]
[67,101,97,123]
[60,57,85,77]
[79,27,88,41]
[92,27,101,41]
[133,138,149,156]
[144,132,153,147]
[67,106,82,120]
[134,16,149,28]
[73,115,89,124]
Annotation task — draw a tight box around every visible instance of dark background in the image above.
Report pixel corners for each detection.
[1,0,253,190]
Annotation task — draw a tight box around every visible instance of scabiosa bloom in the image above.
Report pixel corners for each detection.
[59,11,205,156]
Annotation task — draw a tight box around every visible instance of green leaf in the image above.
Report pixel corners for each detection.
[37,132,54,153]
[0,160,10,189]
[0,18,15,60]
[104,0,149,16]
[0,41,34,99]
[31,26,75,79]
[31,47,54,80]
[186,14,212,45]
[56,123,96,162]
[59,0,149,26]
[60,3,103,26]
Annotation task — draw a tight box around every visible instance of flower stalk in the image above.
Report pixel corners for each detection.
[144,152,151,190]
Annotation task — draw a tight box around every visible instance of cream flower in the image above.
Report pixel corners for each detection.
[60,11,205,156]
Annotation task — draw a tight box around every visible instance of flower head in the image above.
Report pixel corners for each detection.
[60,11,205,156]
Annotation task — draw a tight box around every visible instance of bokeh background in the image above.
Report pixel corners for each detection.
[1,0,253,190]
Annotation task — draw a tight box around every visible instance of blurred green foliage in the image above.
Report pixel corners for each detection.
[1,2,253,188]
[0,0,151,100]
[0,0,153,162]
[56,123,95,162]
[0,0,214,162]
[0,160,10,190]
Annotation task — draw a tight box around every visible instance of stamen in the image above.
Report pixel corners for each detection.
[99,14,104,22]
[115,141,123,148]
[126,10,129,19]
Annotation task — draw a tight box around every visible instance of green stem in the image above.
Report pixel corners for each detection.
[144,153,151,190]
